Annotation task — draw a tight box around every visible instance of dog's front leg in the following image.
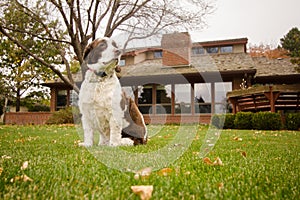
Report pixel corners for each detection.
[109,118,133,146]
[79,115,94,147]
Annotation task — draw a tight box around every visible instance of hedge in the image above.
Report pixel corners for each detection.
[285,113,300,130]
[46,107,81,124]
[234,112,253,130]
[252,112,282,130]
[211,114,235,129]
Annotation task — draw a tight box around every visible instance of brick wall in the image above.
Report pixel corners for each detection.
[161,32,192,66]
[143,114,212,124]
[4,112,53,125]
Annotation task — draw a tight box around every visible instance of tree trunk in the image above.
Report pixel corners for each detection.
[16,88,21,112]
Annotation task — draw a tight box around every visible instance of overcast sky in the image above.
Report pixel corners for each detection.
[191,0,300,47]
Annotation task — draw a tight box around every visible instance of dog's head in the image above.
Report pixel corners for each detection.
[83,37,121,75]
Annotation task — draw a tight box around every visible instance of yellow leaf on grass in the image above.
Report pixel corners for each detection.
[217,182,224,191]
[203,157,224,166]
[0,167,3,175]
[10,174,33,183]
[21,161,29,170]
[213,157,223,166]
[131,185,153,200]
[203,157,213,165]
[157,168,173,176]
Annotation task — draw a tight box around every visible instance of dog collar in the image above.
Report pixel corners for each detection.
[88,68,107,77]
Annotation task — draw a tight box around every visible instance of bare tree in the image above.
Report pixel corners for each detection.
[0,0,214,93]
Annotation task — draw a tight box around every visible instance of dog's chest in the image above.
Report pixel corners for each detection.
[79,72,122,109]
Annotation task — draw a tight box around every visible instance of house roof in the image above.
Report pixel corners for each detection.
[120,53,298,78]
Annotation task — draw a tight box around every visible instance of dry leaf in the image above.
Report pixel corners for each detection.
[157,168,173,176]
[1,155,12,159]
[203,157,213,165]
[131,185,153,200]
[233,137,243,141]
[241,151,247,157]
[134,167,152,180]
[217,182,224,191]
[21,161,29,170]
[0,167,3,175]
[10,174,33,183]
[213,157,223,166]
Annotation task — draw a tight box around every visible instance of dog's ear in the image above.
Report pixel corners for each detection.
[83,39,107,64]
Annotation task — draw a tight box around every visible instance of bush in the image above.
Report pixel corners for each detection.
[285,113,300,130]
[46,107,80,124]
[27,104,50,112]
[234,112,253,129]
[211,114,235,129]
[252,112,282,130]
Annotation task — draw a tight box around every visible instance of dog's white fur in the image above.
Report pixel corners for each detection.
[78,37,140,146]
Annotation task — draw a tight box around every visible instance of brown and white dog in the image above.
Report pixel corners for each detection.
[78,37,147,146]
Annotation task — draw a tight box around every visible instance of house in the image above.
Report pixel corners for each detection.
[41,32,300,124]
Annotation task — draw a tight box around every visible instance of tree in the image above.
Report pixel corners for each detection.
[0,0,214,93]
[280,27,300,72]
[0,2,59,112]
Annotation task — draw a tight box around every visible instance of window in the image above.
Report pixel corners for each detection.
[175,84,191,114]
[119,59,126,66]
[154,51,163,58]
[206,47,219,54]
[220,46,233,53]
[215,82,232,113]
[156,85,172,114]
[192,47,205,55]
[194,83,211,113]
[57,90,67,110]
[137,85,153,114]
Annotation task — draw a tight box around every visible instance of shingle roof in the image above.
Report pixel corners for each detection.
[120,53,298,78]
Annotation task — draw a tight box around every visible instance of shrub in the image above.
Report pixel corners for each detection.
[224,114,236,129]
[46,107,80,124]
[234,112,253,129]
[285,113,300,130]
[252,112,282,130]
[211,113,235,129]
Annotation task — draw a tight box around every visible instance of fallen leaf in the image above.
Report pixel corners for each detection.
[131,185,153,200]
[241,151,247,157]
[0,167,3,175]
[217,182,224,191]
[1,155,12,159]
[21,161,29,170]
[157,168,172,176]
[203,157,213,165]
[213,157,223,166]
[233,136,243,141]
[134,167,152,180]
[10,174,33,183]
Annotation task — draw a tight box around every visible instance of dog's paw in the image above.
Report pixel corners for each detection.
[109,138,134,146]
[78,142,93,147]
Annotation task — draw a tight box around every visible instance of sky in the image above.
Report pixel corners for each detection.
[191,0,300,47]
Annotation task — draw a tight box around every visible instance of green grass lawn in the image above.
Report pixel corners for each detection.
[0,124,299,199]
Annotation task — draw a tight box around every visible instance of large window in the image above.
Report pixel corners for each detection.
[194,83,211,113]
[175,84,191,114]
[220,46,233,53]
[137,85,153,114]
[206,47,219,54]
[156,85,172,114]
[215,82,232,113]
[192,47,205,55]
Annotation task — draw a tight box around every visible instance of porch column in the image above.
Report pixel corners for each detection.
[50,87,57,112]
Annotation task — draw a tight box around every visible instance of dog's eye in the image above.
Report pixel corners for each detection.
[112,41,118,48]
[99,42,106,48]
